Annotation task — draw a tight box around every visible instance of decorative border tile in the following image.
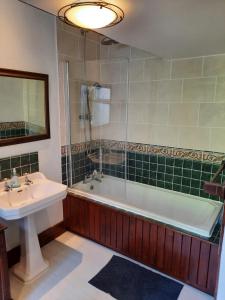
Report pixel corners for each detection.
[0,121,26,130]
[62,140,225,164]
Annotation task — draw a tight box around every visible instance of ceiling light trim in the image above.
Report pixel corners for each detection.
[58,1,124,30]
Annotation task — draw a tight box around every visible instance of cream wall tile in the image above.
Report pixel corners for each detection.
[68,58,85,81]
[91,126,101,140]
[100,62,122,83]
[69,81,80,103]
[71,121,82,144]
[150,126,179,147]
[168,103,199,126]
[178,127,210,150]
[111,83,128,102]
[127,124,150,144]
[101,123,127,140]
[183,78,216,102]
[110,103,126,123]
[85,61,100,82]
[203,54,225,76]
[61,31,80,59]
[199,103,225,127]
[211,128,225,152]
[215,77,225,102]
[129,82,152,101]
[100,45,109,59]
[129,60,144,82]
[58,21,225,153]
[120,61,129,83]
[172,58,202,78]
[144,58,170,80]
[85,40,99,61]
[69,101,80,125]
[157,80,182,102]
[128,103,149,124]
[149,103,169,125]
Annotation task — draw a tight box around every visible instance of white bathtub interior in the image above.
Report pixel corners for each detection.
[71,175,223,238]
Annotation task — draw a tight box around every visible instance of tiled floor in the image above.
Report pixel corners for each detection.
[10,232,214,300]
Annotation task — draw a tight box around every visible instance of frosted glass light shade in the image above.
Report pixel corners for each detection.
[65,5,117,29]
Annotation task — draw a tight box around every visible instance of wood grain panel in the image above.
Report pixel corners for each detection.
[64,195,219,296]
[129,217,136,258]
[171,232,182,277]
[135,219,143,261]
[164,228,174,273]
[122,214,130,255]
[180,235,191,281]
[83,200,90,237]
[149,223,157,266]
[156,226,165,270]
[94,204,100,242]
[110,211,117,248]
[0,229,11,300]
[198,242,211,288]
[105,208,111,247]
[142,221,150,265]
[100,206,106,244]
[207,245,219,293]
[116,213,123,251]
[89,203,95,240]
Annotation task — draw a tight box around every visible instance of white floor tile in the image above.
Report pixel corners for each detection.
[10,232,214,300]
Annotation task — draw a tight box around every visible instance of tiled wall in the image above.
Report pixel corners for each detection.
[100,53,225,153]
[57,20,102,146]
[58,21,225,203]
[61,140,225,202]
[0,152,39,180]
[58,21,225,153]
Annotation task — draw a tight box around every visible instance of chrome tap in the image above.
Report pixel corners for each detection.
[92,170,102,182]
[83,170,103,184]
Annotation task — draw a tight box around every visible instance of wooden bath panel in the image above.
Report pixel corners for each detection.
[63,194,219,296]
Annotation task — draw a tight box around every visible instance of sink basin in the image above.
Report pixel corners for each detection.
[0,172,67,220]
[0,172,67,283]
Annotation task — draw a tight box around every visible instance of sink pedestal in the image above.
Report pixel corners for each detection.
[13,214,49,283]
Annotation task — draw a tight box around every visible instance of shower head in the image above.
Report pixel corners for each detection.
[101,37,119,45]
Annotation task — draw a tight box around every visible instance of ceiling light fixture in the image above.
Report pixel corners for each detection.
[58,1,124,30]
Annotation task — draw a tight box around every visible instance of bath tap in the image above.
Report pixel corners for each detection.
[83,170,103,184]
[92,170,102,182]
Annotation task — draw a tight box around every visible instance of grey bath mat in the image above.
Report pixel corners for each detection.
[89,255,183,300]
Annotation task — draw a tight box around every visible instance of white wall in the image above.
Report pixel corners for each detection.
[0,0,62,250]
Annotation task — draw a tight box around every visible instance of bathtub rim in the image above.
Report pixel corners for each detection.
[68,177,223,239]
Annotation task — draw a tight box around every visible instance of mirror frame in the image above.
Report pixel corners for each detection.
[0,68,50,147]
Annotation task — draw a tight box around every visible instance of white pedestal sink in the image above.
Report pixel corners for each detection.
[0,172,67,283]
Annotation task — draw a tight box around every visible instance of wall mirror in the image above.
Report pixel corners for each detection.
[0,68,50,146]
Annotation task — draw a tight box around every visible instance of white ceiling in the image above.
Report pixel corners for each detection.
[21,0,225,58]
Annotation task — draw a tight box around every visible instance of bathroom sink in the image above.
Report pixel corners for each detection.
[0,172,67,283]
[0,172,67,220]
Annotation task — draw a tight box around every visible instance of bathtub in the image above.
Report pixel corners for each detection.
[70,175,223,238]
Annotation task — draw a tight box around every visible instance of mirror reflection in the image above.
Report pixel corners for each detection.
[0,69,50,146]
